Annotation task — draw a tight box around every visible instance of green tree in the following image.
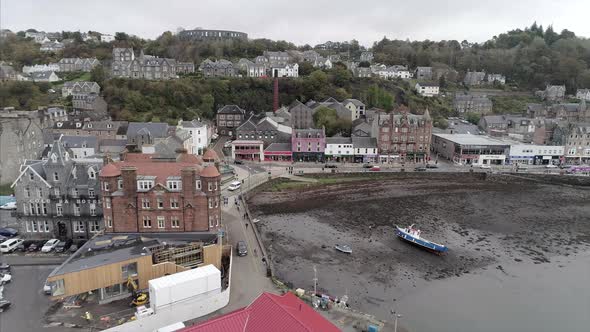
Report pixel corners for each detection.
[90,65,107,86]
[464,112,481,125]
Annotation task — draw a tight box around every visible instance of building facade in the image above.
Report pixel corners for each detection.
[178,29,247,41]
[291,128,326,162]
[62,81,101,97]
[11,140,103,240]
[508,145,564,165]
[100,153,222,233]
[415,82,439,97]
[431,134,510,166]
[453,94,493,114]
[565,124,590,163]
[178,120,210,155]
[372,107,433,162]
[216,105,246,137]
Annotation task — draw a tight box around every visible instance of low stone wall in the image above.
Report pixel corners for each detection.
[492,173,590,187]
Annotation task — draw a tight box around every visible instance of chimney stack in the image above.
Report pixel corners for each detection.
[273,78,279,113]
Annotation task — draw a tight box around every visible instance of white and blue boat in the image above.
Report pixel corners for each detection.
[395,224,448,255]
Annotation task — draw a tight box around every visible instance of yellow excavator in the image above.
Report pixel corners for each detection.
[126,277,149,307]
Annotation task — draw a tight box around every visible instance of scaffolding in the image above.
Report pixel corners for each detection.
[151,242,204,269]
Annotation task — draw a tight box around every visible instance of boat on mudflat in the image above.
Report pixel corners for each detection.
[335,244,352,254]
[395,224,448,255]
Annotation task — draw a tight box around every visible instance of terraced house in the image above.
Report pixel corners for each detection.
[111,48,193,80]
[11,139,103,240]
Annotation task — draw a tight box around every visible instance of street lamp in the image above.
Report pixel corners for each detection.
[391,311,402,332]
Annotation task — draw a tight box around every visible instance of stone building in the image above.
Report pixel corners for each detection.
[72,93,108,119]
[49,120,127,142]
[236,115,292,147]
[463,71,486,86]
[564,123,590,163]
[11,140,103,240]
[372,106,433,162]
[178,29,247,41]
[0,108,64,185]
[199,59,236,78]
[62,81,101,98]
[289,101,314,129]
[216,105,246,137]
[291,128,326,162]
[453,94,493,114]
[111,48,192,80]
[99,152,222,233]
[58,58,100,72]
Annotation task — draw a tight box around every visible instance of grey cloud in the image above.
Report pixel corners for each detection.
[1,0,588,46]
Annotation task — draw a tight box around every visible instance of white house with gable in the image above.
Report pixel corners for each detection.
[177,119,210,155]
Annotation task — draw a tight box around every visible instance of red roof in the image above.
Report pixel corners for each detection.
[203,149,219,162]
[180,292,341,332]
[102,155,203,184]
[200,165,220,178]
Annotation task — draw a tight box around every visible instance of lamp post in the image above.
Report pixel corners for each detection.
[392,311,402,332]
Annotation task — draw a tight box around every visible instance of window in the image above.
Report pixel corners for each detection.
[167,181,181,190]
[74,203,81,216]
[49,279,65,297]
[90,203,96,216]
[42,202,47,215]
[208,182,212,191]
[157,198,164,209]
[53,172,59,181]
[37,188,42,198]
[121,262,138,279]
[54,187,60,196]
[74,221,85,233]
[56,203,63,216]
[103,182,110,191]
[208,198,213,208]
[29,173,34,181]
[31,220,38,232]
[88,188,95,198]
[142,198,150,209]
[143,216,151,228]
[196,180,201,190]
[117,179,123,190]
[170,198,179,209]
[90,221,100,233]
[41,220,49,232]
[138,180,154,190]
[72,188,79,197]
[106,216,112,228]
[157,216,165,229]
[24,188,30,198]
[105,198,111,209]
[171,217,180,228]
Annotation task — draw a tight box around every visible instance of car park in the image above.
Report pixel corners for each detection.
[0,238,24,253]
[16,240,34,252]
[236,241,248,256]
[41,239,60,253]
[228,181,241,191]
[0,228,18,238]
[27,241,43,252]
[54,239,73,253]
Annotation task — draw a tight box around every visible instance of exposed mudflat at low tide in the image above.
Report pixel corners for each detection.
[248,174,590,331]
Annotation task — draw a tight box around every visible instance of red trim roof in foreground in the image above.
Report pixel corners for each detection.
[180,292,341,332]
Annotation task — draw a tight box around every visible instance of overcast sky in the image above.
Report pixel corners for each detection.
[2,0,589,46]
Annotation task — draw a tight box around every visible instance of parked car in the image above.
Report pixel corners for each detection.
[426,164,439,169]
[362,164,373,169]
[545,164,557,168]
[324,164,338,169]
[27,241,44,252]
[0,238,24,253]
[0,263,10,273]
[479,165,492,169]
[54,239,73,253]
[0,299,10,312]
[68,244,79,253]
[41,239,60,253]
[414,166,427,172]
[228,181,241,191]
[236,241,248,256]
[224,141,232,148]
[370,166,381,172]
[16,240,34,252]
[0,273,11,285]
[0,228,18,238]
[0,202,16,210]
[234,159,243,165]
[43,283,52,295]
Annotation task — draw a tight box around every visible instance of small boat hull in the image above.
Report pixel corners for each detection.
[395,227,448,255]
[335,244,352,254]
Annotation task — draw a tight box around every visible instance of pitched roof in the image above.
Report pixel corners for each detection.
[352,136,378,148]
[99,155,206,184]
[126,122,170,139]
[180,292,340,332]
[217,105,246,115]
[326,137,352,144]
[264,142,292,152]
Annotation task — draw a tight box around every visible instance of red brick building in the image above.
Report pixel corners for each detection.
[99,153,221,233]
[373,106,433,162]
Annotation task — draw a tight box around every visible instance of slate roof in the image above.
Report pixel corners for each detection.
[217,105,246,115]
[264,142,292,152]
[352,136,378,148]
[126,122,171,139]
[344,99,365,107]
[61,135,99,149]
[326,137,352,144]
[30,71,58,80]
[180,120,207,128]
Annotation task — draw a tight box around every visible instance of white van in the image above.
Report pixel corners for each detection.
[0,238,23,253]
[228,181,241,191]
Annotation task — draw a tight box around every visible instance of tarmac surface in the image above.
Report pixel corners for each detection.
[248,172,590,331]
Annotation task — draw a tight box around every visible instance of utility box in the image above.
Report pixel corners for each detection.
[148,264,221,312]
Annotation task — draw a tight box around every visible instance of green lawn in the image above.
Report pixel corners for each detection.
[0,183,14,196]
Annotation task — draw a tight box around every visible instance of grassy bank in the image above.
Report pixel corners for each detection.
[0,184,14,195]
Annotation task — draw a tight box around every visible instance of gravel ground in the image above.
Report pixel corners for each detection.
[248,174,590,320]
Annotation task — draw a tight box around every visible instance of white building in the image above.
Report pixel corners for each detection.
[486,73,506,85]
[343,99,366,120]
[25,31,48,43]
[23,63,60,74]
[415,82,440,97]
[246,63,266,77]
[376,66,411,80]
[100,34,115,43]
[177,119,210,155]
[508,145,564,165]
[30,71,60,82]
[325,137,354,161]
[352,137,378,163]
[271,63,298,78]
[576,89,590,101]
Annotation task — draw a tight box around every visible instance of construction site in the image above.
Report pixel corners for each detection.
[43,233,231,330]
[248,172,590,330]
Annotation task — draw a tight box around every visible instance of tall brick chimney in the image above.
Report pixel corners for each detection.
[273,78,279,113]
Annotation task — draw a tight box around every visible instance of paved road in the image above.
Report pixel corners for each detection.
[0,265,71,332]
